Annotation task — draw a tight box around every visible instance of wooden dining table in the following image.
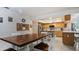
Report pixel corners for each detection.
[0,33,49,50]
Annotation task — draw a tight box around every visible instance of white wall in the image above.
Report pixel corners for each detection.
[21,15,32,34]
[0,8,32,37]
[32,19,38,34]
[0,8,21,35]
[0,8,32,50]
[34,8,79,20]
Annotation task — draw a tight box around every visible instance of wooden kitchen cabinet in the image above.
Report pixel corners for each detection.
[62,32,75,46]
[17,23,29,31]
[54,31,62,37]
[17,23,22,31]
[64,15,71,21]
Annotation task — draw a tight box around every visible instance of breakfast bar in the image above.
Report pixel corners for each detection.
[62,31,79,50]
[0,33,49,51]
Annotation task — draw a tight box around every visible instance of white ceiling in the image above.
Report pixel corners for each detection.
[9,7,79,17]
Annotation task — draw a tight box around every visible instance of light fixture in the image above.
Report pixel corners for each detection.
[22,27,26,30]
[22,18,26,23]
[4,7,10,9]
[48,17,52,20]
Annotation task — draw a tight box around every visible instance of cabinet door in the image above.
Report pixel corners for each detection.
[17,23,29,31]
[25,24,29,30]
[62,32,74,46]
[17,23,22,31]
[64,15,71,21]
[54,31,62,37]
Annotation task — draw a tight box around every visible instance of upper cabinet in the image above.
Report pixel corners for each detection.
[64,14,71,21]
[17,23,29,31]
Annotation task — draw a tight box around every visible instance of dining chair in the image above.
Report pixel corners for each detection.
[33,33,53,51]
[34,42,49,51]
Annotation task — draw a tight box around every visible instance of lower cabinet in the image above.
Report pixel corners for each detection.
[62,32,75,46]
[54,31,62,37]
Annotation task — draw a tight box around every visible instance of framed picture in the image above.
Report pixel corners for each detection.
[0,17,3,23]
[8,17,13,22]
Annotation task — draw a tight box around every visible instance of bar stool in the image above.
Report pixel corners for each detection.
[34,35,52,51]
[34,42,49,51]
[74,37,79,51]
[74,33,79,51]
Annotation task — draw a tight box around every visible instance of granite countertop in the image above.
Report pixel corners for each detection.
[41,30,54,32]
[63,31,79,33]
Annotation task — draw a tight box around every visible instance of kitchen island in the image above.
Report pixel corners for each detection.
[62,31,79,46]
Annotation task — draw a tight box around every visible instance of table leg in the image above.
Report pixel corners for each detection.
[29,43,34,51]
[12,45,26,51]
[75,42,79,51]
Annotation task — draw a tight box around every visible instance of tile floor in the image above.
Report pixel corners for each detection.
[0,36,76,51]
[23,37,75,51]
[2,36,75,51]
[50,37,75,51]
